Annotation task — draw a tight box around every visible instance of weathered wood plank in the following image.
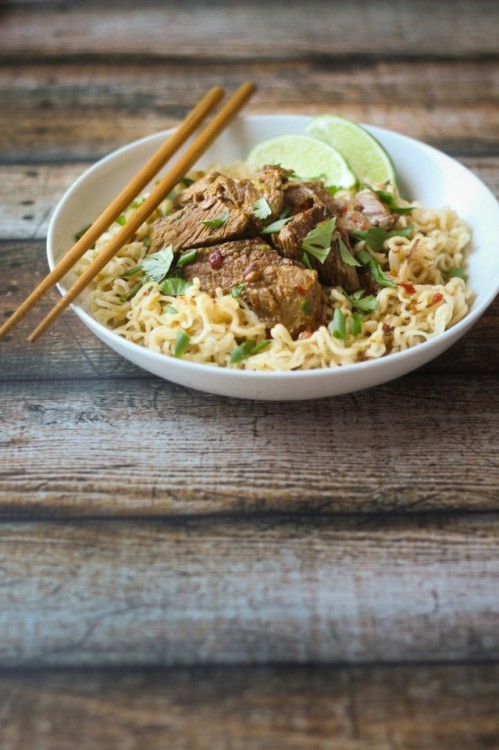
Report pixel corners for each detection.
[2,0,498,61]
[0,368,498,516]
[1,156,498,240]
[1,60,498,161]
[1,664,498,749]
[0,516,498,665]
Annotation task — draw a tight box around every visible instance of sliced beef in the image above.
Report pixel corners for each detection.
[174,165,287,232]
[354,189,398,229]
[273,203,360,292]
[150,196,249,253]
[181,239,325,336]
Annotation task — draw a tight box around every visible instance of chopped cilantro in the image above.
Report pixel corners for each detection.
[140,246,174,283]
[356,249,397,288]
[116,215,127,226]
[230,283,246,298]
[302,218,336,264]
[74,224,91,242]
[387,226,414,239]
[252,197,272,220]
[301,299,312,315]
[339,237,361,267]
[163,305,178,314]
[302,252,313,269]
[201,211,230,228]
[261,216,293,235]
[353,227,387,253]
[332,308,346,344]
[160,276,192,296]
[448,267,466,279]
[230,339,271,363]
[118,282,142,303]
[345,289,379,313]
[177,249,197,267]
[350,312,363,336]
[374,188,416,214]
[174,331,190,359]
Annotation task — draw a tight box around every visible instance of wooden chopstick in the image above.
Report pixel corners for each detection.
[0,85,225,341]
[28,81,256,343]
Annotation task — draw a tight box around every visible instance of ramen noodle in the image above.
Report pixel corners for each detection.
[68,170,473,371]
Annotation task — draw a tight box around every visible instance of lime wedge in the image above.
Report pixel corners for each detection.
[306,114,397,187]
[246,134,356,188]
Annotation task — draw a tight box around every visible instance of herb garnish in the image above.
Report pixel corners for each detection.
[116,215,127,226]
[201,211,230,228]
[261,216,293,235]
[332,308,346,343]
[345,289,379,313]
[164,305,179,314]
[448,267,466,279]
[230,283,246,298]
[140,246,175,283]
[302,218,336,264]
[118,282,142,303]
[230,339,271,363]
[353,227,387,253]
[74,224,91,242]
[356,248,397,288]
[160,276,192,297]
[301,299,312,315]
[252,197,272,220]
[350,312,363,336]
[338,237,361,267]
[373,188,416,215]
[174,331,190,359]
[176,248,198,267]
[302,252,313,269]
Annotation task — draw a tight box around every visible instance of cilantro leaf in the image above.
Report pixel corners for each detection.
[448,267,466,279]
[177,249,197,267]
[201,211,230,228]
[163,305,179,314]
[301,299,312,315]
[230,339,271,363]
[116,214,127,226]
[350,312,363,336]
[261,216,293,234]
[140,246,175,283]
[387,226,414,239]
[74,224,91,242]
[160,276,192,296]
[332,308,346,344]
[345,289,379,312]
[118,282,142,303]
[374,188,416,214]
[353,227,387,253]
[174,331,190,359]
[230,283,246,298]
[302,218,336,264]
[302,252,313,269]
[338,238,361,267]
[356,249,397,288]
[252,197,272,220]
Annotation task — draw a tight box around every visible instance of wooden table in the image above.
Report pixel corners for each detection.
[1,1,498,747]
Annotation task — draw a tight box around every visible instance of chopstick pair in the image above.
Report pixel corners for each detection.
[0,81,256,343]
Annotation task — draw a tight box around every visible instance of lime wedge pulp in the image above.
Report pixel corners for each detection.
[246,134,356,189]
[306,114,397,187]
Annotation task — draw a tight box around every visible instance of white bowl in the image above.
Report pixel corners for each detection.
[47,115,499,400]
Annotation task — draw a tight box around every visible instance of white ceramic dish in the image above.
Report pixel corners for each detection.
[47,115,499,400]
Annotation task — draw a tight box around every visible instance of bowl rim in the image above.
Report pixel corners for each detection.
[47,114,499,384]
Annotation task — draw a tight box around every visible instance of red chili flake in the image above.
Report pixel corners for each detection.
[208,250,223,270]
[432,293,444,305]
[382,322,394,333]
[295,284,306,296]
[399,281,416,294]
[298,330,313,340]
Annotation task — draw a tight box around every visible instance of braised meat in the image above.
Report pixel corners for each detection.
[174,165,287,232]
[181,239,325,336]
[150,196,250,253]
[274,202,360,291]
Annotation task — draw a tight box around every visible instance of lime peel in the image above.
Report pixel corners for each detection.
[246,133,356,189]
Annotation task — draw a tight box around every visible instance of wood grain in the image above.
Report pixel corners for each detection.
[0,516,498,666]
[1,60,498,162]
[1,370,498,516]
[2,0,499,61]
[1,664,498,749]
